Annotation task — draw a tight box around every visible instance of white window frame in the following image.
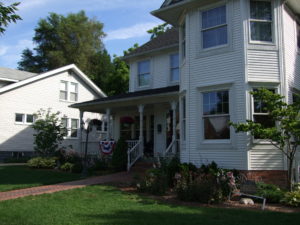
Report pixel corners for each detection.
[297,21,300,53]
[137,60,151,88]
[202,89,231,143]
[61,118,79,139]
[248,0,275,45]
[59,80,79,102]
[180,95,186,142]
[181,22,186,60]
[15,113,35,125]
[170,53,180,83]
[200,4,228,50]
[251,87,277,143]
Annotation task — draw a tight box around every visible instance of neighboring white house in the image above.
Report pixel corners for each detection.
[72,0,300,185]
[0,64,106,161]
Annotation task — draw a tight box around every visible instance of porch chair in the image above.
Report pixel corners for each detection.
[228,174,266,210]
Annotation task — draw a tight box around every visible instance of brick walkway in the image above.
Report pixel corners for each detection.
[0,172,133,201]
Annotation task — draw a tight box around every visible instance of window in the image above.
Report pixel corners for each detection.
[203,91,230,140]
[138,60,150,87]
[293,92,300,104]
[250,1,273,42]
[15,113,35,124]
[253,88,275,139]
[15,113,24,123]
[60,81,78,102]
[297,22,300,49]
[170,53,179,82]
[201,5,228,49]
[181,23,186,58]
[181,96,186,141]
[60,81,68,100]
[70,83,78,102]
[61,118,78,138]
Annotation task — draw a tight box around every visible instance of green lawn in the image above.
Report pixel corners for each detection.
[0,166,82,192]
[0,185,299,225]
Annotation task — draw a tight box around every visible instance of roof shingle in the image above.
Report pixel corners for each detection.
[0,67,37,81]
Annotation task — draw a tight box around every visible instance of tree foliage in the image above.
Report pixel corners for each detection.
[0,1,21,34]
[230,89,300,190]
[147,23,171,40]
[32,109,65,157]
[18,11,105,74]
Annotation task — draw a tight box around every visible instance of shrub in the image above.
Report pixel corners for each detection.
[55,148,82,164]
[281,184,300,207]
[60,162,74,172]
[256,182,285,203]
[91,158,110,171]
[27,157,57,169]
[111,138,127,171]
[137,168,168,195]
[32,109,65,156]
[4,157,31,163]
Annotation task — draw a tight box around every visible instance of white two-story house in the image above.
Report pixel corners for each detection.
[0,64,105,161]
[72,0,300,185]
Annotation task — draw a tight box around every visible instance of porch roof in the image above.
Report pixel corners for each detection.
[70,85,179,114]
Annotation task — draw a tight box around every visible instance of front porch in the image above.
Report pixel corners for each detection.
[71,86,181,170]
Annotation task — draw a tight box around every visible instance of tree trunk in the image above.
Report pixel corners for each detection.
[288,158,294,191]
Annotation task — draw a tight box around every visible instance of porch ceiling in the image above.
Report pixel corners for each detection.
[70,85,179,114]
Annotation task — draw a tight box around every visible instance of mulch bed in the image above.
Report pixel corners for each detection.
[118,186,300,213]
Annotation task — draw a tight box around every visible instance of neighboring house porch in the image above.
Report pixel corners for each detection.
[72,85,180,170]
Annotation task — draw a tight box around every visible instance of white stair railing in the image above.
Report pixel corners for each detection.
[127,140,142,171]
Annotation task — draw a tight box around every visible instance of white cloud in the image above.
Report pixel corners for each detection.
[105,22,160,41]
[18,0,48,11]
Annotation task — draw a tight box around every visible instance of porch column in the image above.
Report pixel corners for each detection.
[171,101,177,154]
[138,104,144,156]
[79,110,84,154]
[106,108,111,140]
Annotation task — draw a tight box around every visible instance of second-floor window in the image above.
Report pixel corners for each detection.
[138,60,150,87]
[60,81,78,102]
[250,0,273,42]
[297,22,300,49]
[170,53,179,82]
[15,113,35,124]
[201,5,227,49]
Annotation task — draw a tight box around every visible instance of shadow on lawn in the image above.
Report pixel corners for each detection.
[79,208,300,225]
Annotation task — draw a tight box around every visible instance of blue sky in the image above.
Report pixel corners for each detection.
[0,0,164,69]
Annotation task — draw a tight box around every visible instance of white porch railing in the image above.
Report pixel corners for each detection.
[165,139,180,156]
[126,140,142,171]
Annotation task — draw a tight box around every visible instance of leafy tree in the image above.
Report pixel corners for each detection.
[147,23,171,40]
[0,1,21,34]
[123,43,139,56]
[102,55,129,96]
[230,89,300,191]
[32,109,65,157]
[18,11,106,76]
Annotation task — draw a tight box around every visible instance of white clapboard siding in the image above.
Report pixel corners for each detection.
[0,70,101,152]
[249,149,284,170]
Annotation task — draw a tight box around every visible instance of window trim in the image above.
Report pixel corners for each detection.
[59,80,79,103]
[15,113,35,125]
[297,21,300,53]
[61,117,79,139]
[201,89,231,142]
[137,60,151,89]
[200,4,228,50]
[248,0,275,45]
[180,95,186,143]
[170,53,180,84]
[250,86,278,144]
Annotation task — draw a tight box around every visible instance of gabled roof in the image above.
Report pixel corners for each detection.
[160,0,185,9]
[0,64,106,97]
[0,67,37,82]
[124,28,179,60]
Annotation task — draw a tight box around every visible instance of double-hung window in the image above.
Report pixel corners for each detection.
[60,81,78,102]
[181,23,186,59]
[253,89,275,139]
[297,22,300,50]
[201,5,228,49]
[170,53,179,82]
[61,118,79,138]
[249,0,273,42]
[203,90,230,140]
[138,60,150,87]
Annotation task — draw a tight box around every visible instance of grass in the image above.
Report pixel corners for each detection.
[0,185,299,225]
[0,166,82,192]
